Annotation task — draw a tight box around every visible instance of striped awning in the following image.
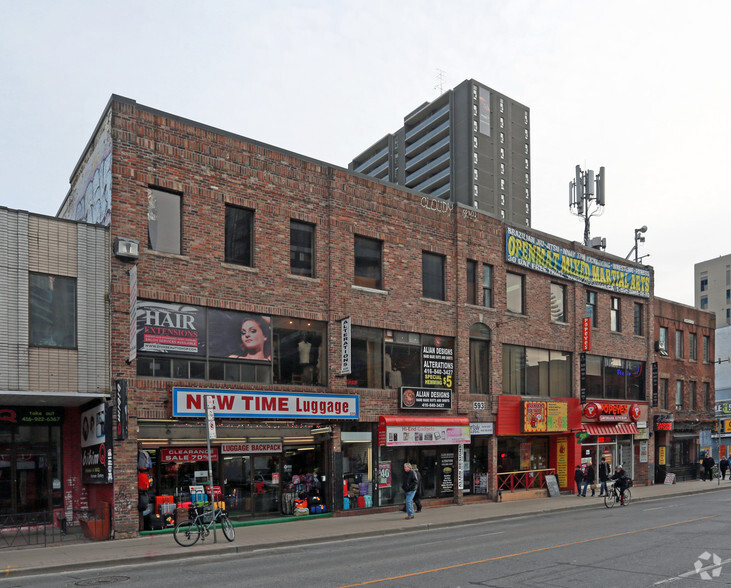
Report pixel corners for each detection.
[582,422,639,436]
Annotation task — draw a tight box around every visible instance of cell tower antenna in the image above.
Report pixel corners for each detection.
[568,165,606,247]
[434,68,446,95]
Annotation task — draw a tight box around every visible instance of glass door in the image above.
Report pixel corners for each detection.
[223,455,251,516]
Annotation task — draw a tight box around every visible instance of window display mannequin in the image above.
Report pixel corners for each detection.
[298,336,312,364]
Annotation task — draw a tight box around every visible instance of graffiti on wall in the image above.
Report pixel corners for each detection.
[60,120,113,226]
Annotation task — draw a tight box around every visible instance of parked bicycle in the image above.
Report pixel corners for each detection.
[604,480,632,508]
[174,506,235,547]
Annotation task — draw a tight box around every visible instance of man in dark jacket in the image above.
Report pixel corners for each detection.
[611,464,630,504]
[598,457,610,497]
[574,465,584,496]
[720,457,729,480]
[412,464,423,513]
[703,455,715,481]
[581,460,596,497]
[402,463,418,519]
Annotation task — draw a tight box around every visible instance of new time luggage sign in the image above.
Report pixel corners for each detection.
[173,388,359,419]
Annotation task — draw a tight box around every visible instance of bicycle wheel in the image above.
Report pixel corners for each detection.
[174,520,201,547]
[220,513,235,542]
[604,492,616,508]
[621,489,632,506]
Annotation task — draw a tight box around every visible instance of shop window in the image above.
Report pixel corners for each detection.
[550,283,566,322]
[385,331,421,389]
[506,272,524,314]
[272,317,327,386]
[29,273,76,348]
[470,323,491,394]
[354,235,383,289]
[498,437,548,473]
[347,326,383,388]
[503,344,571,397]
[586,355,645,400]
[225,204,253,266]
[585,355,603,398]
[148,188,181,254]
[342,432,373,510]
[422,252,445,300]
[290,220,315,277]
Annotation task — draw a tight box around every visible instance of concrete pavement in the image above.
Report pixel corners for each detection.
[1,479,729,580]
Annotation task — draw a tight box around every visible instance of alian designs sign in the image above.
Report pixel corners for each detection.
[173,388,359,419]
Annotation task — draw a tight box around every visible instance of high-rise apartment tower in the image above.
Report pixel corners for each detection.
[349,79,531,227]
[695,253,731,327]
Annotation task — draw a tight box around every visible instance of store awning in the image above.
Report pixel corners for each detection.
[582,422,639,436]
[379,416,470,427]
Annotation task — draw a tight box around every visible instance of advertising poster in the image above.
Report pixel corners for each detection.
[422,337,454,388]
[556,437,568,488]
[379,424,470,447]
[522,401,547,433]
[546,402,568,431]
[520,442,532,470]
[81,402,113,484]
[400,387,452,410]
[208,309,271,361]
[136,301,205,355]
[378,461,392,489]
[658,446,666,466]
[441,452,454,495]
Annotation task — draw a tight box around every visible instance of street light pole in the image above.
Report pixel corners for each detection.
[626,226,648,263]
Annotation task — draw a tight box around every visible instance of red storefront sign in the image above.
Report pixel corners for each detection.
[583,402,641,422]
[582,317,592,351]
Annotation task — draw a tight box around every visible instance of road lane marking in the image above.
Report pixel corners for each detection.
[337,515,717,587]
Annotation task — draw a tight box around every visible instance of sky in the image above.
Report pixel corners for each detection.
[2,1,729,306]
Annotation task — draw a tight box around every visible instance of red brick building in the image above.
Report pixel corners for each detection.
[52,95,707,537]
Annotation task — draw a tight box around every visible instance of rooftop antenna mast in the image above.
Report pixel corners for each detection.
[569,165,606,247]
[434,68,446,95]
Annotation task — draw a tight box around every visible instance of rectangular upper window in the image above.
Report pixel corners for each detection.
[689,332,697,361]
[148,188,181,254]
[29,273,76,348]
[507,272,524,314]
[610,296,621,332]
[634,303,643,336]
[422,252,445,300]
[225,205,253,266]
[290,220,315,277]
[675,330,684,359]
[354,235,383,289]
[550,283,566,322]
[586,291,597,327]
[482,264,493,307]
[703,335,710,362]
[466,260,477,305]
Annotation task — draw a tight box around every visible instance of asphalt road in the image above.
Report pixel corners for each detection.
[7,492,731,587]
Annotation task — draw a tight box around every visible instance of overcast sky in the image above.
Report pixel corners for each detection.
[2,1,729,306]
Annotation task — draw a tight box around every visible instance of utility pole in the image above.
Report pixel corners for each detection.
[569,165,606,247]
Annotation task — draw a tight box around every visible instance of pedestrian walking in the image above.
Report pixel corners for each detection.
[598,457,610,497]
[412,464,423,513]
[702,455,715,481]
[574,464,584,496]
[581,460,596,497]
[720,456,729,480]
[402,462,418,519]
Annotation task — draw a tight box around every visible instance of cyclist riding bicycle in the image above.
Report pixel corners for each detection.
[610,464,630,504]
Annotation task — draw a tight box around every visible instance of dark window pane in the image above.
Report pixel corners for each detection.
[225,206,253,265]
[466,260,476,305]
[354,236,382,289]
[29,274,76,348]
[422,252,445,300]
[290,221,314,277]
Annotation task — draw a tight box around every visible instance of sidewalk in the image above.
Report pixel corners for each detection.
[1,480,728,580]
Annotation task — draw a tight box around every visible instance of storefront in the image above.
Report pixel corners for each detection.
[469,422,494,495]
[0,407,65,516]
[376,416,470,507]
[495,396,581,492]
[580,401,645,480]
[137,387,358,524]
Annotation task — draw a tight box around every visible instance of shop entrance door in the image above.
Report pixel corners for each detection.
[223,454,280,517]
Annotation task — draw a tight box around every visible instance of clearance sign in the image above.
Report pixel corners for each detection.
[506,227,651,297]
